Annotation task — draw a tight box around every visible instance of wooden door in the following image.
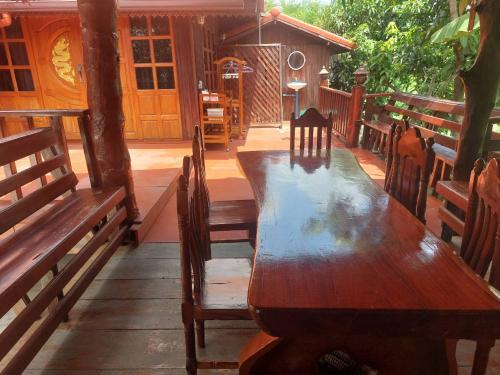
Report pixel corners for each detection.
[0,16,44,135]
[29,16,87,139]
[125,15,182,140]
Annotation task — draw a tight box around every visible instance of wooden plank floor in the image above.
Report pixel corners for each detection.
[2,242,499,374]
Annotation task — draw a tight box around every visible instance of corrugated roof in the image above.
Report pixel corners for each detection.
[224,12,356,52]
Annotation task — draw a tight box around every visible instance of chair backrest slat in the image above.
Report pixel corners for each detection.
[385,126,435,223]
[461,158,500,287]
[290,108,333,153]
[0,172,78,234]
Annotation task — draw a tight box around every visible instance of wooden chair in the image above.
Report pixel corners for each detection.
[385,125,435,223]
[446,158,500,375]
[177,155,252,375]
[192,125,257,246]
[290,107,333,153]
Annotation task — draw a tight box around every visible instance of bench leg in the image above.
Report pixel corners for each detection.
[430,159,443,195]
[249,226,257,250]
[51,265,69,322]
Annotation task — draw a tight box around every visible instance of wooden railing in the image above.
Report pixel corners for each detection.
[319,87,352,143]
[0,109,101,189]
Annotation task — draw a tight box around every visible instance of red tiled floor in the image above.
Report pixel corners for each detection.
[144,125,446,242]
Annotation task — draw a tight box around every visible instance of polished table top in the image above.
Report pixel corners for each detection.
[237,149,500,338]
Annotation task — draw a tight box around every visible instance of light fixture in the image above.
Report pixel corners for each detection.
[197,16,205,26]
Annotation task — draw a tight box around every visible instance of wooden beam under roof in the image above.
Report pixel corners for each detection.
[0,0,263,13]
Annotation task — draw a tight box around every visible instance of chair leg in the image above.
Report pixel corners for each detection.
[185,320,197,375]
[196,320,206,348]
[471,339,495,375]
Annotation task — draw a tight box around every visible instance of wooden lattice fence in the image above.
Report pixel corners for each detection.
[219,44,282,125]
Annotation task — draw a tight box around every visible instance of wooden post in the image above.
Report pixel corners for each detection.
[346,66,367,148]
[453,0,500,181]
[77,0,138,220]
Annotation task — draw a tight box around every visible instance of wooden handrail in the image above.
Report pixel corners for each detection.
[320,86,352,98]
[0,109,87,117]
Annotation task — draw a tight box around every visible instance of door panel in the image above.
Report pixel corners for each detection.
[29,16,87,139]
[125,14,182,140]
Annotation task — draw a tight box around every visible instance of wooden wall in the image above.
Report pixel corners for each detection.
[224,23,332,120]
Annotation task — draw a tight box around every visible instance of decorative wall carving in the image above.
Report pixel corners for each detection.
[51,34,75,85]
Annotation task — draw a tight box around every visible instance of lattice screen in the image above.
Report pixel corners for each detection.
[219,44,282,125]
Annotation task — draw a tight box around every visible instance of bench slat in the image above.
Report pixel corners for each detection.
[0,154,67,197]
[385,104,461,133]
[413,125,457,150]
[0,172,78,234]
[0,128,58,166]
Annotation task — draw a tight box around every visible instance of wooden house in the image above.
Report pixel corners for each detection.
[0,2,354,138]
[0,0,263,140]
[221,8,355,124]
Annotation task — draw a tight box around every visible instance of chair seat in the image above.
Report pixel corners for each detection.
[436,180,468,211]
[362,120,392,134]
[197,258,252,320]
[0,187,125,313]
[432,143,457,165]
[208,199,257,231]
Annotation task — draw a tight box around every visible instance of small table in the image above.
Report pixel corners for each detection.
[237,149,500,374]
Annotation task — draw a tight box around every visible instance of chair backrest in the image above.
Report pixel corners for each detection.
[290,108,333,153]
[0,128,77,235]
[177,155,211,304]
[385,125,435,223]
[192,125,210,218]
[461,158,500,288]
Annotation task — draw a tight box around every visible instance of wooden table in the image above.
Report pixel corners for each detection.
[237,149,500,375]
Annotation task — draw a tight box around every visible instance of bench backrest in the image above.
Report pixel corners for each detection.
[368,92,500,152]
[0,128,77,235]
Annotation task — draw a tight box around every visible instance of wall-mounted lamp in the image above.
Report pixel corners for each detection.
[197,15,206,26]
[319,66,329,87]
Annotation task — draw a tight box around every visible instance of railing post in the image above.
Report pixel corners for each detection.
[346,66,368,148]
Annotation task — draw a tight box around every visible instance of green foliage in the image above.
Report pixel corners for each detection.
[267,0,477,101]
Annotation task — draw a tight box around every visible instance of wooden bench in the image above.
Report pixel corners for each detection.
[436,116,500,241]
[362,92,500,189]
[0,126,129,373]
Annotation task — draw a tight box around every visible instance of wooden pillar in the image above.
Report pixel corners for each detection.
[173,17,201,140]
[77,0,138,220]
[346,66,367,148]
[453,0,500,181]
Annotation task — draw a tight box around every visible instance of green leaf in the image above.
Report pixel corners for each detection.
[430,12,479,43]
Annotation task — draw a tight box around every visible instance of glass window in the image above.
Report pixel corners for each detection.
[132,40,151,63]
[151,16,169,36]
[156,67,175,89]
[129,16,148,36]
[153,39,172,63]
[5,17,23,39]
[135,67,154,89]
[0,69,13,91]
[9,42,29,65]
[0,44,7,65]
[14,69,34,91]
